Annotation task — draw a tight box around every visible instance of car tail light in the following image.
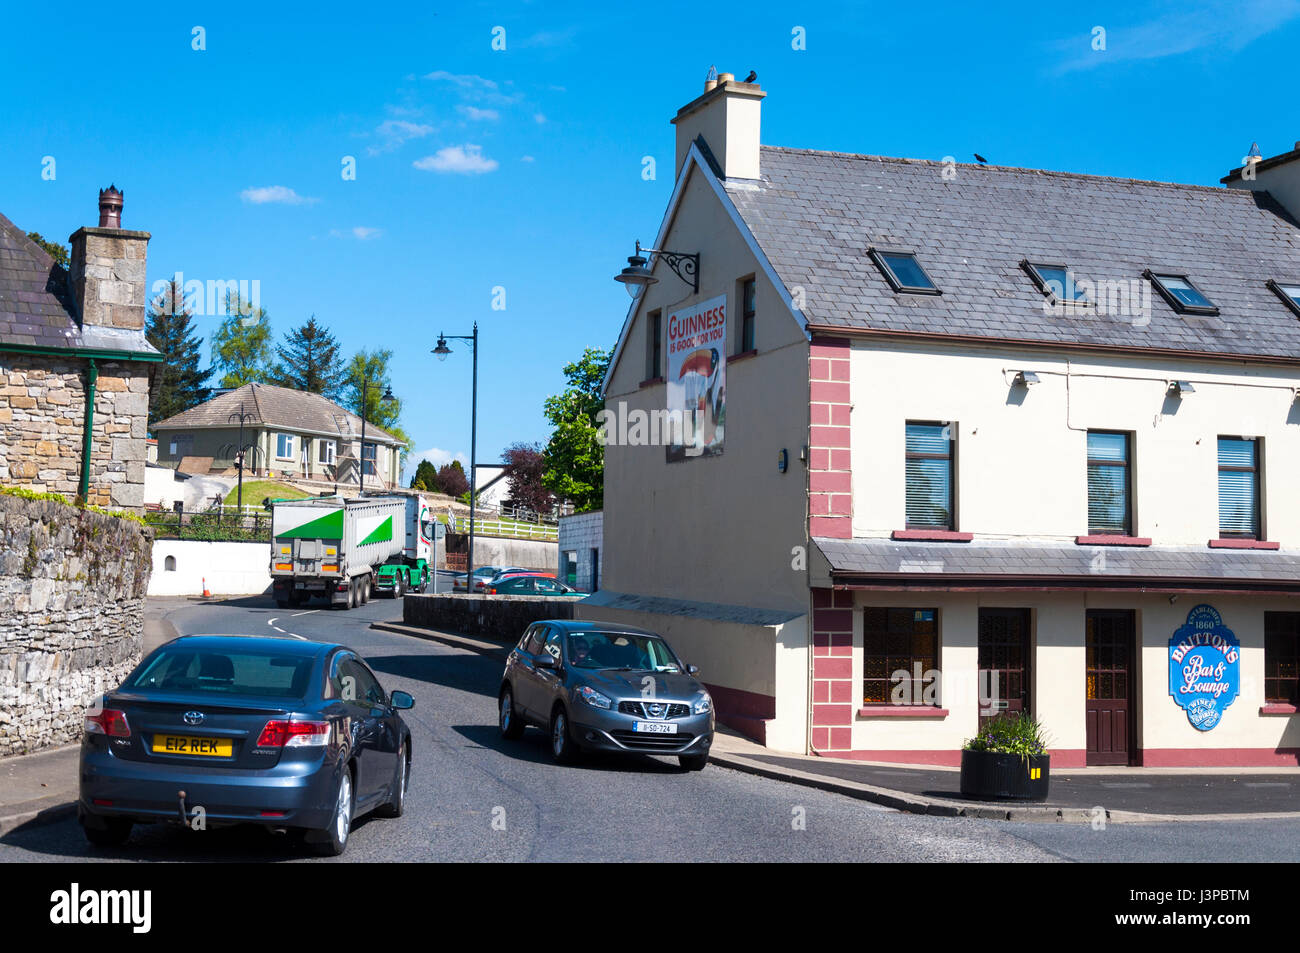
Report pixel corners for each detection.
[486,587,497,594]
[85,708,131,738]
[257,720,330,748]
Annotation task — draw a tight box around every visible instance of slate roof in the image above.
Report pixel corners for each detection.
[0,211,157,357]
[152,382,403,445]
[725,148,1300,361]
[814,537,1300,589]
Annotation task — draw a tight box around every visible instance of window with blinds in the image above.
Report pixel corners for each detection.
[1087,431,1131,535]
[1218,437,1260,538]
[905,422,953,529]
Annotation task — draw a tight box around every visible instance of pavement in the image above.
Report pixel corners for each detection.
[3,602,1296,843]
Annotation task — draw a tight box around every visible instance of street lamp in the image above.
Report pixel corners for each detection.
[358,380,395,495]
[224,405,258,514]
[613,240,700,298]
[432,325,478,591]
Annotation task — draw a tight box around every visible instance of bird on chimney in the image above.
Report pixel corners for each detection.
[974,153,988,164]
[743,70,757,83]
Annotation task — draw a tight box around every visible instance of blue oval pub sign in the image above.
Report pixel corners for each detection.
[1169,605,1241,731]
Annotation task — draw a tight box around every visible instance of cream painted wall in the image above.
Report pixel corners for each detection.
[603,165,810,614]
[849,341,1300,543]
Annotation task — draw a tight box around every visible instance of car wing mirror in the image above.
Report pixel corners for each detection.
[686,664,700,676]
[535,654,558,669]
[390,690,415,710]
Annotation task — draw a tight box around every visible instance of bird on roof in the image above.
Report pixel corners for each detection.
[743,70,757,83]
[974,153,988,164]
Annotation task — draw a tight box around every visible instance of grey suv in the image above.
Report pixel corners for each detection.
[498,620,714,770]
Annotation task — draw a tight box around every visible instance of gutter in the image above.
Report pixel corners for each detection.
[0,343,163,363]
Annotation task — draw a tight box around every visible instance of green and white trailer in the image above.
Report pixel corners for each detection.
[269,495,436,609]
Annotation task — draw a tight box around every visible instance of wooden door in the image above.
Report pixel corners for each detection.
[978,609,1031,728]
[1086,610,1136,766]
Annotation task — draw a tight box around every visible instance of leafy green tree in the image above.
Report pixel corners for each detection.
[541,346,609,512]
[410,459,439,492]
[344,348,410,464]
[211,291,272,388]
[145,276,211,427]
[273,315,345,397]
[26,232,69,268]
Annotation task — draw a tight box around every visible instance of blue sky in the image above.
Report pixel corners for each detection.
[3,0,1298,479]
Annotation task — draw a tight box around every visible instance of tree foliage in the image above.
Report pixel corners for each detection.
[502,442,552,514]
[26,231,69,268]
[436,460,468,498]
[211,291,272,388]
[273,315,346,398]
[145,275,211,427]
[343,348,410,463]
[410,459,439,492]
[541,346,609,513]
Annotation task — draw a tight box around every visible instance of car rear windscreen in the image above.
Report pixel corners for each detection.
[124,648,316,698]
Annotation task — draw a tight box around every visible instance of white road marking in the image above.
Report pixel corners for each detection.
[291,610,317,617]
[287,632,308,640]
[267,617,288,634]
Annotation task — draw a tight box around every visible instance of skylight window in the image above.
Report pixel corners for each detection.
[1022,261,1089,304]
[869,248,941,295]
[1267,279,1300,318]
[1145,271,1219,315]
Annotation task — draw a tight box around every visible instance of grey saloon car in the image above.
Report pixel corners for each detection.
[78,635,414,856]
[498,620,714,770]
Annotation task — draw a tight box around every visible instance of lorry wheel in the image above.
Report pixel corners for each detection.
[345,580,355,609]
[395,575,405,599]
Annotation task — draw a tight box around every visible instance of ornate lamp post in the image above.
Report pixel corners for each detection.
[433,324,478,590]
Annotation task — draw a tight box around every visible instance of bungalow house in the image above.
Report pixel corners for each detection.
[151,382,404,490]
[581,71,1300,767]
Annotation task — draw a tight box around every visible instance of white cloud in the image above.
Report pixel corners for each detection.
[424,70,498,90]
[458,105,500,121]
[409,447,469,470]
[413,144,499,174]
[369,119,436,154]
[240,185,318,205]
[329,226,383,240]
[533,113,547,124]
[520,155,535,163]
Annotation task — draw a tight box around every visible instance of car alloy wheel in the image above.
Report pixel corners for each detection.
[379,743,408,817]
[334,771,353,844]
[550,708,578,764]
[499,687,524,739]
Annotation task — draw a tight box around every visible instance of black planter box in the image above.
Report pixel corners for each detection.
[959,750,1050,801]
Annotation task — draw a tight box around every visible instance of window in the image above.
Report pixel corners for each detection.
[1087,431,1132,535]
[646,309,662,380]
[905,422,954,530]
[863,608,939,705]
[339,658,386,706]
[362,442,377,477]
[1023,260,1088,304]
[318,440,336,465]
[1218,437,1261,538]
[740,278,756,352]
[1146,272,1219,315]
[1267,279,1300,318]
[562,551,577,587]
[869,248,941,294]
[276,433,294,459]
[1264,613,1300,705]
[164,555,177,571]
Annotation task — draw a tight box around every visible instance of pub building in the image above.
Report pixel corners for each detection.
[580,71,1300,766]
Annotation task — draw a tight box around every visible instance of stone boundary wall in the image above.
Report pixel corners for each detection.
[404,593,576,641]
[0,493,152,755]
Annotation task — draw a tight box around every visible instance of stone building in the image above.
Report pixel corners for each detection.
[0,187,160,509]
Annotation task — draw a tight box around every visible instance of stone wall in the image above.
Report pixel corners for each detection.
[0,353,150,510]
[0,492,152,756]
[404,592,576,641]
[557,510,602,591]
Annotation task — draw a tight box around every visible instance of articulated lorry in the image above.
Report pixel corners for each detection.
[269,495,441,609]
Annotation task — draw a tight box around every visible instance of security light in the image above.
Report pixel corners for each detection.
[1013,371,1041,387]
[1167,380,1195,397]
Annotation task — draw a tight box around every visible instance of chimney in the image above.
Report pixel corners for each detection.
[672,69,765,180]
[68,185,150,331]
[1222,141,1300,222]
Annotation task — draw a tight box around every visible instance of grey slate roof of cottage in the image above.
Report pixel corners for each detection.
[0,211,158,356]
[814,537,1300,586]
[724,148,1300,360]
[152,382,403,445]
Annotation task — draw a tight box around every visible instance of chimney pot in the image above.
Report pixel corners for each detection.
[717,72,734,84]
[98,185,124,229]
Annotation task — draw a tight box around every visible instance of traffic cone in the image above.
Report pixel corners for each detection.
[202,577,211,598]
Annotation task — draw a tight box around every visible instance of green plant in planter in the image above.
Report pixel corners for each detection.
[962,712,1050,760]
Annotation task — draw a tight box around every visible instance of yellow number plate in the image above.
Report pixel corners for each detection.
[152,734,232,757]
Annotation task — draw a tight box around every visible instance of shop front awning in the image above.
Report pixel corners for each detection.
[813,537,1300,594]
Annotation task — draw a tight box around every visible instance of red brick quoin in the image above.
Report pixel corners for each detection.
[809,337,851,540]
[811,587,854,753]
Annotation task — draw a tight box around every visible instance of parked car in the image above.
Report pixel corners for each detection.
[498,620,713,770]
[486,576,586,597]
[78,635,414,856]
[454,566,527,592]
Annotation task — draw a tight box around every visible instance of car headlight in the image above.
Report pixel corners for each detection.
[577,686,612,710]
[693,694,712,715]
